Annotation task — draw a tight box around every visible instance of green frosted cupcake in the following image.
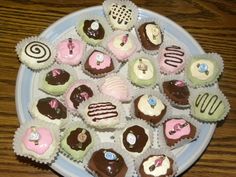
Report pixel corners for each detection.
[61,121,97,161]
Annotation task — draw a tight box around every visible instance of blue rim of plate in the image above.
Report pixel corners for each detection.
[15,6,216,177]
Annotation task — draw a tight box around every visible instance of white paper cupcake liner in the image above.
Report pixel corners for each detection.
[158,114,200,150]
[103,0,138,31]
[15,36,56,71]
[188,87,230,123]
[13,119,60,164]
[184,53,224,88]
[83,142,135,177]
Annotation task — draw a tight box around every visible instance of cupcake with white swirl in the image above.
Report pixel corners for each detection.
[16,36,56,70]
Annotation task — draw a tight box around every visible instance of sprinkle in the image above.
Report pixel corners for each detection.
[174,80,185,87]
[52,69,61,77]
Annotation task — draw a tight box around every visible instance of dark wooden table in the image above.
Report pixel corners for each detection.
[0,0,236,176]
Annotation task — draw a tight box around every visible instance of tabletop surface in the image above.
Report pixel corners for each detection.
[0,0,236,177]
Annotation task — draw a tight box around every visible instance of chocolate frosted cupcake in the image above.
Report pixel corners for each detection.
[29,97,68,128]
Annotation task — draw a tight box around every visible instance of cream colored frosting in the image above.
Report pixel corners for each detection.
[138,94,165,116]
[112,34,133,51]
[143,155,170,176]
[145,24,162,45]
[133,58,154,80]
[190,59,214,80]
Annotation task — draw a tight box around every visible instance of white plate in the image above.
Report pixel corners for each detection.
[15,6,216,177]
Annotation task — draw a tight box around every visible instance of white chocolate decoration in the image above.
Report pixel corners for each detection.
[145,24,162,45]
[190,59,214,80]
[138,94,165,116]
[143,155,170,176]
[133,58,154,80]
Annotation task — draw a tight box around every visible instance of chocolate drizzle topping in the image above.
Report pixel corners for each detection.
[163,45,184,67]
[83,20,105,40]
[45,69,70,85]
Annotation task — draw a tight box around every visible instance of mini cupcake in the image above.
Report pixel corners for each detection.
[84,142,135,177]
[13,119,60,164]
[56,38,86,66]
[115,119,153,157]
[103,0,138,31]
[99,73,132,102]
[136,148,177,177]
[79,94,126,130]
[189,88,230,122]
[76,16,110,46]
[136,18,164,54]
[64,80,98,114]
[185,53,224,87]
[38,64,76,96]
[158,41,188,75]
[128,53,158,87]
[105,31,141,62]
[60,121,98,161]
[82,47,118,78]
[29,97,68,128]
[16,36,56,70]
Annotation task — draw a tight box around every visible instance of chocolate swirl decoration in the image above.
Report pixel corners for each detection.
[195,93,222,115]
[24,41,51,63]
[164,45,184,67]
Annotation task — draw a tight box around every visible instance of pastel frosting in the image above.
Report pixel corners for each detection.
[56,38,85,66]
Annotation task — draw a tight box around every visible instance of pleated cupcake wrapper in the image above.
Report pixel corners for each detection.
[130,88,172,127]
[135,148,178,177]
[102,30,142,62]
[79,94,127,130]
[13,119,60,164]
[38,63,77,96]
[97,73,133,103]
[103,0,138,31]
[188,87,230,123]
[113,119,154,157]
[127,52,161,88]
[28,96,70,129]
[135,18,165,55]
[81,46,120,78]
[157,38,191,75]
[60,120,100,162]
[75,15,112,47]
[184,52,224,88]
[15,36,56,71]
[63,79,100,116]
[158,114,200,150]
[159,74,191,109]
[83,142,135,177]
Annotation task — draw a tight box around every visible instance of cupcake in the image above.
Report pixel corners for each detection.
[13,119,60,164]
[103,0,138,31]
[128,53,158,87]
[185,53,223,87]
[99,73,132,102]
[56,38,86,66]
[82,47,118,78]
[29,97,68,128]
[16,36,55,70]
[60,121,98,161]
[38,64,76,96]
[64,80,98,114]
[80,94,126,129]
[106,31,141,62]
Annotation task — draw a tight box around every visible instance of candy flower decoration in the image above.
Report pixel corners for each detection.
[148,96,157,108]
[104,150,118,161]
[67,38,75,55]
[126,131,136,148]
[197,63,209,75]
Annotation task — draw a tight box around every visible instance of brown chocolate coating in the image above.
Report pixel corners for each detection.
[87,148,128,177]
[163,118,196,147]
[67,128,92,151]
[122,125,148,153]
[162,80,189,105]
[139,155,174,177]
[36,97,67,119]
[84,50,114,75]
[138,22,163,50]
[134,95,166,124]
[83,20,105,40]
[45,69,70,85]
[70,85,94,109]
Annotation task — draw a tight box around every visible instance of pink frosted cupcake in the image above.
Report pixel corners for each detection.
[56,38,86,66]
